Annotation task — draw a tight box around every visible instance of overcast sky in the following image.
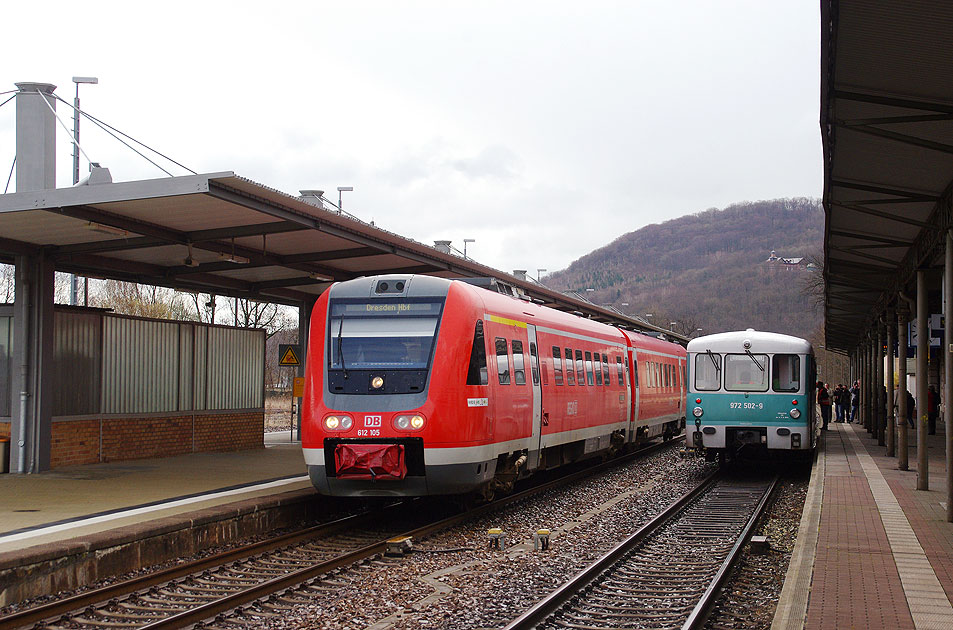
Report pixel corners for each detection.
[1,1,821,276]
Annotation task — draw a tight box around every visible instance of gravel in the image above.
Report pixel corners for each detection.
[241,445,720,629]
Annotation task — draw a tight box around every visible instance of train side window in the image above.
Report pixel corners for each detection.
[695,353,721,391]
[616,356,624,385]
[585,351,594,385]
[632,358,639,387]
[552,347,564,385]
[513,340,526,385]
[772,354,801,392]
[603,354,610,386]
[666,364,671,388]
[529,342,540,385]
[565,347,575,385]
[575,350,585,385]
[496,338,510,385]
[594,353,603,385]
[466,320,488,386]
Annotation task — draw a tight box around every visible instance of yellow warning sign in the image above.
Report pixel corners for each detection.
[278,344,300,366]
[293,377,305,398]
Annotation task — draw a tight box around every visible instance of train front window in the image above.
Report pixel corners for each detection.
[772,354,801,392]
[724,353,769,392]
[694,353,721,391]
[328,300,442,370]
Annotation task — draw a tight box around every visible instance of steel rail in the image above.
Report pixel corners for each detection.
[2,437,682,630]
[141,438,684,629]
[681,474,780,630]
[0,503,413,630]
[501,469,720,630]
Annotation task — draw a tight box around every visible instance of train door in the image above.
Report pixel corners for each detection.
[628,347,640,443]
[526,325,543,469]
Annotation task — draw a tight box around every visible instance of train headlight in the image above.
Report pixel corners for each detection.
[692,406,704,418]
[394,414,426,431]
[789,408,801,419]
[371,376,384,390]
[324,415,353,431]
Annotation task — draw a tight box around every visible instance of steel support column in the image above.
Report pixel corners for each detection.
[899,305,910,471]
[877,325,886,446]
[10,253,55,473]
[887,309,896,457]
[296,298,316,442]
[917,270,929,490]
[946,231,953,520]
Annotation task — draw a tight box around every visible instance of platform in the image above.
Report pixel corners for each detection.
[773,420,953,630]
[0,433,317,605]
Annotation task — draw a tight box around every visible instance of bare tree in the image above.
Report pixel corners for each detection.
[800,251,825,311]
[228,298,294,338]
[92,280,190,319]
[0,264,13,303]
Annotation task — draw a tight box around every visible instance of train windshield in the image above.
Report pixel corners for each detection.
[694,352,721,391]
[724,354,769,391]
[328,300,443,370]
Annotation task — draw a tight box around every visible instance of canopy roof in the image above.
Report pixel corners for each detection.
[822,0,953,350]
[0,170,678,337]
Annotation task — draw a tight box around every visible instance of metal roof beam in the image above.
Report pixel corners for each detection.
[829,179,940,201]
[837,113,953,126]
[828,229,915,246]
[833,90,953,114]
[828,245,901,267]
[830,201,936,229]
[841,123,953,156]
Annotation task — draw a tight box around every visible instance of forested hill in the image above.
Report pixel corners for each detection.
[544,198,823,340]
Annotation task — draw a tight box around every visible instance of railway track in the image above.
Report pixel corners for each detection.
[1,439,682,630]
[503,471,778,630]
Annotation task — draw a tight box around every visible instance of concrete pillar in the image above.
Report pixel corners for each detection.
[887,310,896,457]
[899,306,909,471]
[946,232,953,520]
[14,83,57,192]
[917,270,929,490]
[10,254,55,473]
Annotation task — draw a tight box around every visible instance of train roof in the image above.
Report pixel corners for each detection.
[686,329,813,354]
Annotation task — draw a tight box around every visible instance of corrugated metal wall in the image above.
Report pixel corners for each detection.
[53,310,102,416]
[0,308,264,418]
[0,313,11,418]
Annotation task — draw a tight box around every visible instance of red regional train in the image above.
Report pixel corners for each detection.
[301,274,686,499]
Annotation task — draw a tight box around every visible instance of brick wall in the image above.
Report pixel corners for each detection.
[44,412,264,468]
[50,420,100,468]
[102,416,193,462]
[194,413,264,452]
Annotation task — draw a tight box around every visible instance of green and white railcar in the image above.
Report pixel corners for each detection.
[686,329,816,460]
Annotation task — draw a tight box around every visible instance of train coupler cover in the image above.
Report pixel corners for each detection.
[334,443,407,480]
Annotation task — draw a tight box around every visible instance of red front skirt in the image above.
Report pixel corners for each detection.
[334,443,407,480]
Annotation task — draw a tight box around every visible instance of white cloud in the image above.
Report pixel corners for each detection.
[0,0,821,273]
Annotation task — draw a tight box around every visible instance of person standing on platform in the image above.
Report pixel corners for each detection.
[835,384,850,422]
[817,381,832,431]
[850,380,860,422]
[928,385,939,435]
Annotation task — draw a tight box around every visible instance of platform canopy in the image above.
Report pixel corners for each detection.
[822,0,953,351]
[0,170,677,337]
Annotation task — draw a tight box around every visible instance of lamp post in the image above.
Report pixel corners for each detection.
[463,238,475,258]
[337,186,353,214]
[71,76,98,307]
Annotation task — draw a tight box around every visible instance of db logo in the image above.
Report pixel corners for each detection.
[364,415,382,428]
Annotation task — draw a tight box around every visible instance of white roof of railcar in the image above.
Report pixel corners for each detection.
[686,329,813,354]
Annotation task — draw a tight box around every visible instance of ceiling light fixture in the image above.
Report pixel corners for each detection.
[85,221,128,237]
[184,242,199,267]
[220,252,250,264]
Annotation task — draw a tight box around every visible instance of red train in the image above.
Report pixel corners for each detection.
[301,275,686,499]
